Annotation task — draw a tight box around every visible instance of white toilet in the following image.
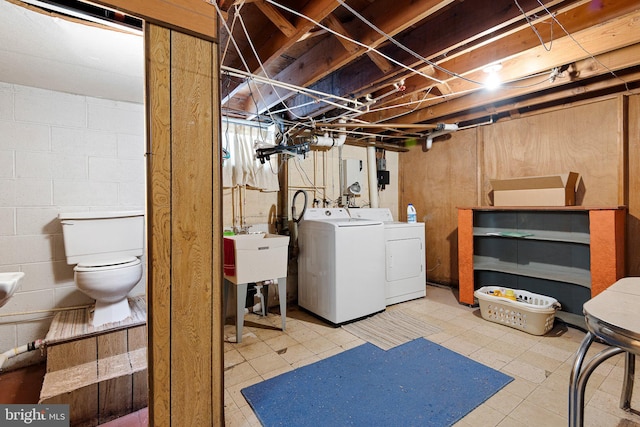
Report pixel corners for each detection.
[59,211,144,327]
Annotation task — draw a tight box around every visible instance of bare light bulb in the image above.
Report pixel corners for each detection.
[483,63,503,90]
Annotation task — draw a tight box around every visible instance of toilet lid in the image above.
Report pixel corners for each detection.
[75,257,140,271]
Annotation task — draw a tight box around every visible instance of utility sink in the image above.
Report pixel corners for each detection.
[223,234,290,284]
[0,272,24,308]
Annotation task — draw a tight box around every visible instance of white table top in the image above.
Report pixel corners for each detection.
[583,277,640,342]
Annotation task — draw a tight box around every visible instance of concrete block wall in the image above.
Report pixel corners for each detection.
[0,82,145,370]
[222,144,400,310]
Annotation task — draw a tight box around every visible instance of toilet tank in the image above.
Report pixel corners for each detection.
[59,211,144,265]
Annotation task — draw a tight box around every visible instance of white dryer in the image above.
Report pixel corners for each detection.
[349,208,426,305]
[297,208,385,324]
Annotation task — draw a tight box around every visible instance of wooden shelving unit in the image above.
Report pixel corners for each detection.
[458,206,626,326]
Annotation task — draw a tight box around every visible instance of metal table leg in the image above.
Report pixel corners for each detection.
[569,331,625,427]
[570,332,595,427]
[621,352,636,412]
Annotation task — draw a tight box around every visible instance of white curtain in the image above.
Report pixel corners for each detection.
[222,122,280,192]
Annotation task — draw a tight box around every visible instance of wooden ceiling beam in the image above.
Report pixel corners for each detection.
[323,13,393,73]
[286,0,637,121]
[319,123,440,129]
[220,0,340,104]
[282,0,574,118]
[361,6,640,124]
[369,0,590,94]
[394,43,640,125]
[254,0,296,38]
[243,0,339,72]
[343,139,410,152]
[240,0,455,115]
[323,13,363,55]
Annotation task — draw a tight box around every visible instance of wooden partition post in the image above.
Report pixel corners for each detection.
[146,23,223,426]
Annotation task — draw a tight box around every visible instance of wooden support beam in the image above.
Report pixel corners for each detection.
[241,0,454,114]
[362,0,640,124]
[319,122,440,129]
[255,0,297,38]
[323,13,393,72]
[323,13,361,54]
[91,0,216,39]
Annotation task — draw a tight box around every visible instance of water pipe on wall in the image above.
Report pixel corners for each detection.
[367,143,379,208]
[290,189,307,258]
[0,339,44,371]
[311,120,346,148]
[424,123,459,151]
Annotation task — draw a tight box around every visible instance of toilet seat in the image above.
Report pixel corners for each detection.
[75,257,140,272]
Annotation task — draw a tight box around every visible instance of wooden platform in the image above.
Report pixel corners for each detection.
[39,297,148,427]
[45,296,146,345]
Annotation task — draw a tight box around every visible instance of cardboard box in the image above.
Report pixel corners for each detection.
[490,172,579,206]
[223,233,290,284]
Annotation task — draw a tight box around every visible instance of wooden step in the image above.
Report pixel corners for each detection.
[39,348,147,426]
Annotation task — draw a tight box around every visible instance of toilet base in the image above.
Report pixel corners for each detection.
[91,298,131,327]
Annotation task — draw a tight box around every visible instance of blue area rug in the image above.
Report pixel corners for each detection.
[241,338,513,426]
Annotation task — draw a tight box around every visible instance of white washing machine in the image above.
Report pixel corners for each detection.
[297,208,385,324]
[349,208,426,305]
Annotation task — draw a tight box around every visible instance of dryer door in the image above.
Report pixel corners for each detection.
[386,238,423,281]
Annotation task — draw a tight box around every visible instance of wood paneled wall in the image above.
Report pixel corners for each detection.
[400,128,477,284]
[400,94,640,287]
[146,23,223,426]
[481,100,621,207]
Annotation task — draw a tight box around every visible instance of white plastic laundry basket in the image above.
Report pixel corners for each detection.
[474,286,561,336]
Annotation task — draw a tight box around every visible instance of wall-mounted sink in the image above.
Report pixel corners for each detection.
[0,272,24,308]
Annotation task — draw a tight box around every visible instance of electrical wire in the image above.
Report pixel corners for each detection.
[216,1,493,124]
[335,0,481,86]
[234,9,314,122]
[218,0,244,65]
[514,0,554,52]
[219,0,630,133]
[262,0,561,124]
[531,0,630,92]
[264,0,446,85]
[339,0,565,92]
[220,2,363,122]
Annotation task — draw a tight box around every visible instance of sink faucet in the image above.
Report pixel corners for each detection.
[233,225,252,234]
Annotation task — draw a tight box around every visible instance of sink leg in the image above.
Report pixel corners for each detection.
[223,278,231,324]
[258,284,268,316]
[277,277,286,331]
[236,282,248,343]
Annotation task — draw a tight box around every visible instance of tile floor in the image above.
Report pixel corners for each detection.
[2,284,640,426]
[224,284,640,427]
